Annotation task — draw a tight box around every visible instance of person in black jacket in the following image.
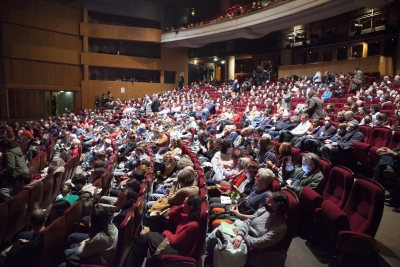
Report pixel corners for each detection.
[151,96,160,113]
[0,210,46,267]
[178,73,184,89]
[302,116,337,154]
[319,120,364,166]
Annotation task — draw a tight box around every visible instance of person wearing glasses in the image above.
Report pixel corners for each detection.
[302,116,337,154]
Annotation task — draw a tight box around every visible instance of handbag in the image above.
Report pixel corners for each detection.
[237,198,256,215]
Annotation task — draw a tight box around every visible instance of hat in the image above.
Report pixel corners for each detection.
[104,139,111,144]
[266,98,273,102]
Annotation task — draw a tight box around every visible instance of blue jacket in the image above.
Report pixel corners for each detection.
[226,132,239,143]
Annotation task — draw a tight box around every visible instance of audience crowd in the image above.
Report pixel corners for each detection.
[0,66,399,267]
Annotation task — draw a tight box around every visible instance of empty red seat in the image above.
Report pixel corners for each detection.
[301,166,354,220]
[316,179,384,255]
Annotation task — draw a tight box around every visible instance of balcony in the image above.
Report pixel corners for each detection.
[161,0,381,48]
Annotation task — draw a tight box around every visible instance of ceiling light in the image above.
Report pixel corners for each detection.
[214,58,218,61]
[221,61,225,64]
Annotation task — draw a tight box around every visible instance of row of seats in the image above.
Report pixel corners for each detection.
[301,166,384,255]
[0,154,80,246]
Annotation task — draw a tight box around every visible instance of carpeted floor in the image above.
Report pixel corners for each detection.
[285,204,400,267]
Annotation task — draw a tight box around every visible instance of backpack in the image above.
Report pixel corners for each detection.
[78,186,100,216]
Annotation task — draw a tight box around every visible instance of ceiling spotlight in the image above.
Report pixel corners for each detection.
[191,8,195,16]
[214,58,218,61]
[221,61,225,64]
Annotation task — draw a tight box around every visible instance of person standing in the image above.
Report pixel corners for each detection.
[303,90,324,120]
[51,96,57,116]
[209,66,214,81]
[94,96,100,110]
[178,73,184,89]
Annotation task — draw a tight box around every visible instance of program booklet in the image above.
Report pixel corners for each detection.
[220,195,232,204]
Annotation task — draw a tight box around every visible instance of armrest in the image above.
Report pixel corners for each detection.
[300,186,323,216]
[337,230,376,254]
[316,200,350,241]
[160,255,197,267]
[161,254,197,264]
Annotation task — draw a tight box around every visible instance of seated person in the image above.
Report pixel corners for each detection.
[99,187,137,228]
[127,195,202,267]
[302,116,337,154]
[208,168,273,228]
[278,113,311,143]
[320,120,364,166]
[63,206,118,267]
[153,157,194,195]
[285,152,323,196]
[57,183,79,205]
[154,155,177,189]
[0,210,47,267]
[143,168,199,230]
[217,125,238,143]
[236,127,254,153]
[205,192,289,264]
[373,145,400,211]
[373,113,391,128]
[255,137,277,167]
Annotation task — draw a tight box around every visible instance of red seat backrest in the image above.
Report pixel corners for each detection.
[358,125,373,143]
[315,158,332,195]
[368,127,392,147]
[322,166,354,209]
[389,131,400,149]
[4,190,30,243]
[189,201,208,259]
[342,179,384,237]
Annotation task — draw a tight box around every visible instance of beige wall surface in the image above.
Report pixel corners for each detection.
[1,0,188,118]
[278,56,393,78]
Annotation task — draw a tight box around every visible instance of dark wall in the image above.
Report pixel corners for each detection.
[0,11,7,118]
[52,0,219,31]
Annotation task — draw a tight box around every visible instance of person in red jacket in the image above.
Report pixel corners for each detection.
[127,195,202,267]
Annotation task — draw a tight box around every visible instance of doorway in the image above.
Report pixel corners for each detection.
[54,91,74,115]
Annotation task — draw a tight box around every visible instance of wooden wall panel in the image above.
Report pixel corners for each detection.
[54,32,62,49]
[62,65,70,87]
[28,27,38,46]
[47,47,64,63]
[80,23,161,43]
[4,58,13,84]
[69,65,83,87]
[81,47,188,71]
[11,43,30,59]
[29,61,42,85]
[1,6,80,35]
[18,25,29,44]
[45,31,55,47]
[37,29,47,46]
[12,59,31,85]
[54,64,64,86]
[27,0,36,12]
